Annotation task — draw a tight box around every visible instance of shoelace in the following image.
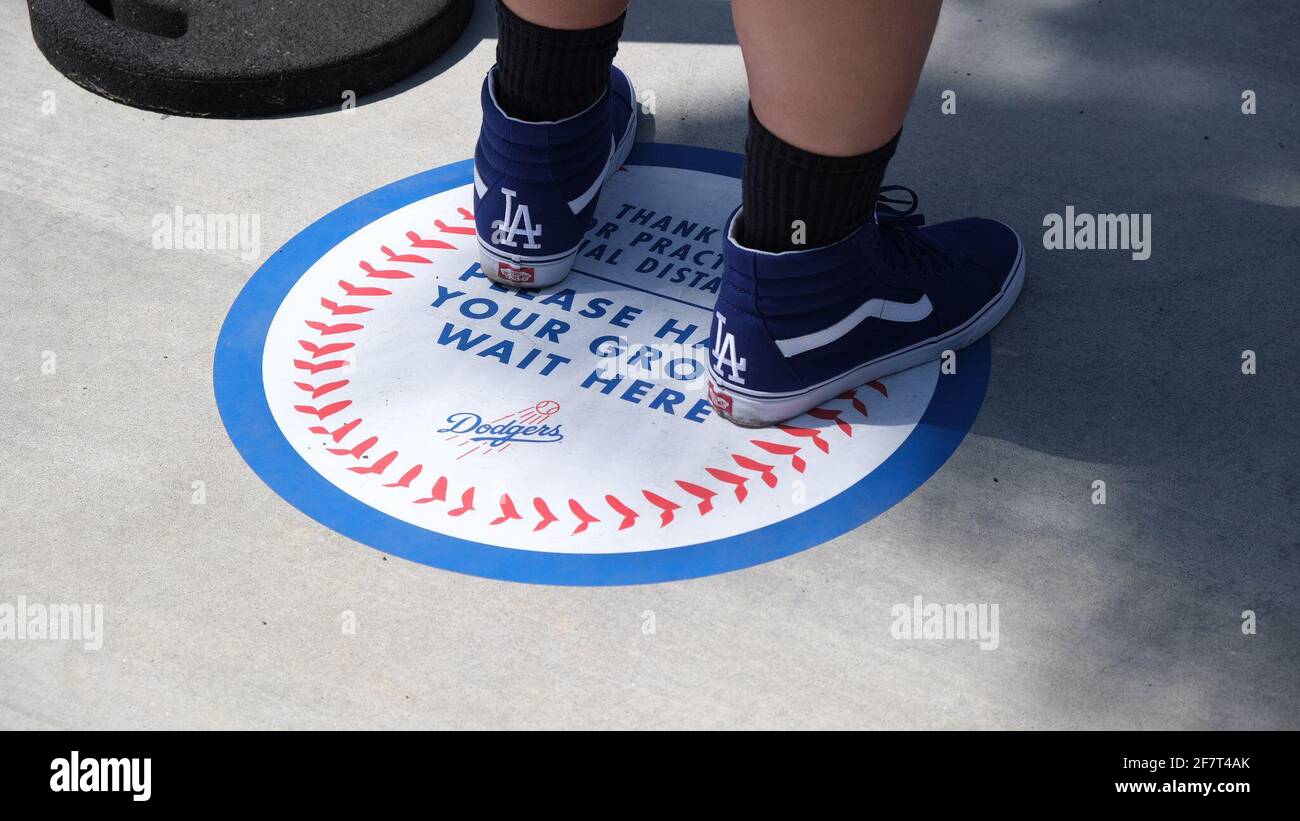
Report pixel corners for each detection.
[876,185,924,226]
[875,185,953,277]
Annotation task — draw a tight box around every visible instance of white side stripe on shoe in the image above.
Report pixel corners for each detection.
[567,136,616,215]
[473,166,488,198]
[774,294,934,357]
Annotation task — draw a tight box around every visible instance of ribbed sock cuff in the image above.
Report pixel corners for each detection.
[494,0,625,121]
[738,104,900,252]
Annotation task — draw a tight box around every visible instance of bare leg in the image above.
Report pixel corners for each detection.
[732,0,942,156]
[503,0,628,30]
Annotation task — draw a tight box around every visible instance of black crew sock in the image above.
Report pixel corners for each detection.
[493,0,625,122]
[738,105,900,253]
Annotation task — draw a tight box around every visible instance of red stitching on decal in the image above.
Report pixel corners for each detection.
[448,486,475,516]
[328,435,376,458]
[490,494,522,525]
[457,207,474,220]
[675,480,717,514]
[532,497,558,531]
[867,379,888,398]
[568,499,599,534]
[295,400,352,420]
[778,423,829,454]
[305,320,364,336]
[294,379,349,400]
[320,297,372,316]
[293,358,347,375]
[404,231,456,250]
[359,260,414,280]
[309,418,361,443]
[384,464,422,489]
[434,219,475,236]
[705,468,749,502]
[348,450,397,475]
[414,476,448,504]
[381,245,431,264]
[605,495,638,530]
[838,389,870,419]
[338,279,392,297]
[808,407,852,437]
[732,454,778,488]
[642,490,681,527]
[298,340,354,357]
[750,440,806,473]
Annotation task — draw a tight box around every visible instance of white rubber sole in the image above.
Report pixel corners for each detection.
[480,84,638,290]
[708,233,1026,427]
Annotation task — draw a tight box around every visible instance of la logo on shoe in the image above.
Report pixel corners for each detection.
[711,311,747,384]
[491,187,543,249]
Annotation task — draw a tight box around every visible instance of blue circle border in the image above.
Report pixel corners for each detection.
[213,143,989,586]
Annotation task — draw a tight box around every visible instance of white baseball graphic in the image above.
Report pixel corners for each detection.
[259,163,943,554]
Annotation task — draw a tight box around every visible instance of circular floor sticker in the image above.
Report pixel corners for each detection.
[215,144,990,585]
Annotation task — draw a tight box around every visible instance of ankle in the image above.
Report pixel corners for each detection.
[493,0,624,122]
[737,105,899,252]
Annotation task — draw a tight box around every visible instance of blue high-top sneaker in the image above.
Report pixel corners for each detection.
[707,189,1025,426]
[473,64,637,288]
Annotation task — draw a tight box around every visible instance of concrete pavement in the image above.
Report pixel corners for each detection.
[0,0,1296,729]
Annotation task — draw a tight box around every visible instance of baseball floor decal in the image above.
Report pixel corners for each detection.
[214,144,991,585]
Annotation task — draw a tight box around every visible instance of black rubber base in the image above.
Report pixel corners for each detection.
[27,0,475,117]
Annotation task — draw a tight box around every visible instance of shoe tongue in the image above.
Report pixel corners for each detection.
[870,221,950,284]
